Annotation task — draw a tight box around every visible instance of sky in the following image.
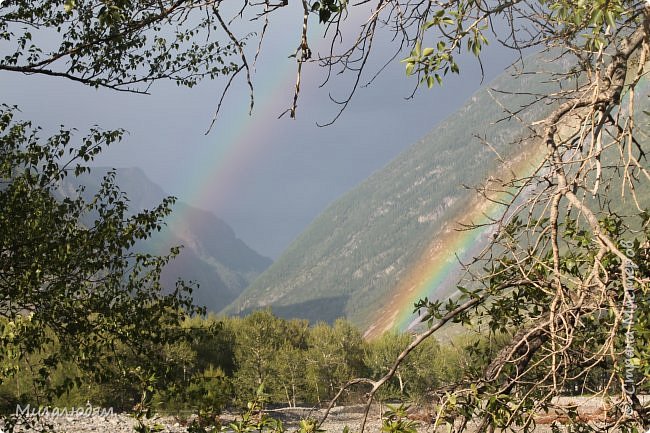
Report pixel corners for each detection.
[1,8,518,259]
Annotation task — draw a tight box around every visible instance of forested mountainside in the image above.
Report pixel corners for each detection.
[223,53,600,328]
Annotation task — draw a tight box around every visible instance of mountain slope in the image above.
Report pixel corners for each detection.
[67,167,272,311]
[223,53,572,327]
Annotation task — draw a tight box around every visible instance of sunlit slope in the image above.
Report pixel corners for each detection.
[223,53,582,328]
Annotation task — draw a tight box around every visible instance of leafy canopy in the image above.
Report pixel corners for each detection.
[0,105,202,415]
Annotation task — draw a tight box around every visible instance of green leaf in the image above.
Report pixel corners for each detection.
[405,62,415,76]
[64,0,76,13]
[319,8,332,23]
[590,9,603,26]
[604,10,616,28]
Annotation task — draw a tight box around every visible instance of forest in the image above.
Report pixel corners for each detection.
[3,308,646,426]
[0,310,485,421]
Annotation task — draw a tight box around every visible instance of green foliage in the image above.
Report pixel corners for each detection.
[0,105,202,424]
[310,0,345,24]
[0,0,239,91]
[227,393,285,433]
[297,418,325,433]
[0,294,514,426]
[225,312,368,406]
[231,310,294,405]
[131,369,166,433]
[306,319,367,402]
[543,0,627,49]
[381,404,418,433]
[365,332,441,401]
[402,0,637,87]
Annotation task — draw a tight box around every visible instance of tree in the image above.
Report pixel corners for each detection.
[305,319,366,403]
[276,342,307,407]
[231,310,288,405]
[0,1,244,424]
[0,0,238,92]
[151,316,236,414]
[366,332,413,401]
[0,106,201,427]
[275,318,310,407]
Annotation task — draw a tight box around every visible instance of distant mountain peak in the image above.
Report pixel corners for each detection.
[72,166,272,311]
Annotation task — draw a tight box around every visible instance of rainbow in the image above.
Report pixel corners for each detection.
[364,141,547,339]
[364,70,650,339]
[162,10,368,231]
[168,59,295,222]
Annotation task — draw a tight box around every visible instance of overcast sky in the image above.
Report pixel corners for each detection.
[2,11,518,259]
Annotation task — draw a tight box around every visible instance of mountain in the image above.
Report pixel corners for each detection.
[65,167,272,312]
[222,53,579,329]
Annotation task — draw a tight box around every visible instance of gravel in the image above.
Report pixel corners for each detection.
[3,397,645,433]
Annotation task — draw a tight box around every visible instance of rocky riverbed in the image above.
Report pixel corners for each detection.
[3,397,644,433]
